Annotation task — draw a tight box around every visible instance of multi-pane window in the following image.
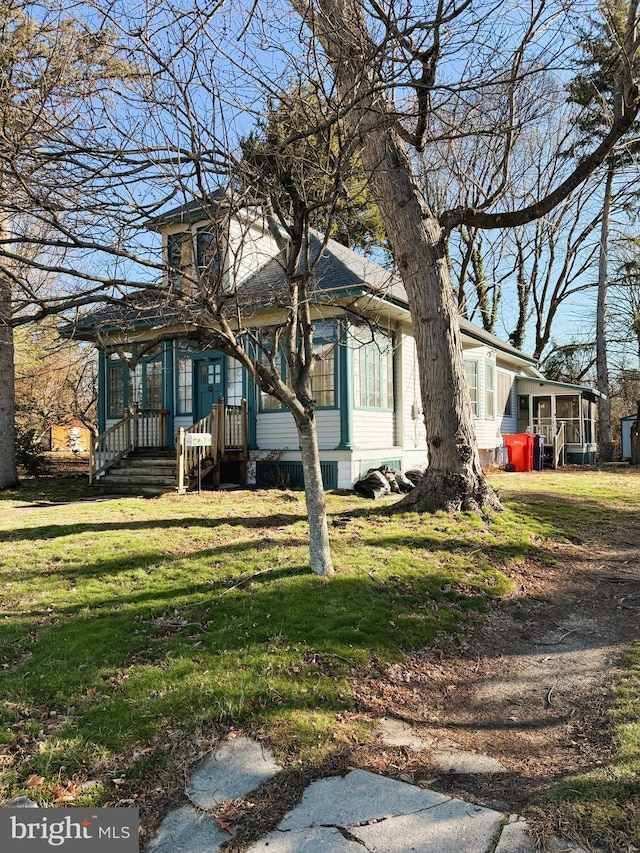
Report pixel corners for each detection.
[129,344,163,409]
[259,328,283,411]
[312,341,335,407]
[196,228,221,276]
[259,321,337,411]
[227,358,243,405]
[353,326,394,409]
[177,357,193,414]
[107,361,125,419]
[498,372,513,417]
[464,359,479,416]
[311,321,336,408]
[485,361,496,418]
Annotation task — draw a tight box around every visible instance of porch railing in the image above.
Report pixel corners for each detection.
[89,406,168,484]
[532,418,581,446]
[553,421,566,470]
[176,406,221,495]
[176,398,248,493]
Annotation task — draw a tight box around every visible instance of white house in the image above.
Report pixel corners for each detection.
[73,199,601,492]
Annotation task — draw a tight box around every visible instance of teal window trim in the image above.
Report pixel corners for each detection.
[337,321,353,449]
[258,321,339,413]
[106,359,126,419]
[130,344,165,410]
[352,327,394,411]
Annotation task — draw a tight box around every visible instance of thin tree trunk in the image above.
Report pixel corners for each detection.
[0,275,17,489]
[296,417,334,576]
[597,163,614,462]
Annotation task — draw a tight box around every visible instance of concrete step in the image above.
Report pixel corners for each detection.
[118,458,175,469]
[97,483,172,496]
[107,466,175,478]
[101,473,176,486]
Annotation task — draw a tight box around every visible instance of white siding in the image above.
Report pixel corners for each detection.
[352,410,394,448]
[256,409,341,450]
[227,218,282,287]
[399,332,427,450]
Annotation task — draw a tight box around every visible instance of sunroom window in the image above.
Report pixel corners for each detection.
[353,325,393,409]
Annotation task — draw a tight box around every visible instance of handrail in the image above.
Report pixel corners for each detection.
[553,421,566,469]
[89,406,169,483]
[89,412,134,484]
[176,405,221,494]
[176,398,248,493]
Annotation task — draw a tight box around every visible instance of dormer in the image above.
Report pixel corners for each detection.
[146,194,228,295]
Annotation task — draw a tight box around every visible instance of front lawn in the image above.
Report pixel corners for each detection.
[0,479,517,811]
[1,468,639,850]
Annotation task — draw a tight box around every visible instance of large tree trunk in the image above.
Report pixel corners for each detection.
[290,0,499,513]
[296,417,334,576]
[0,276,17,489]
[596,163,614,462]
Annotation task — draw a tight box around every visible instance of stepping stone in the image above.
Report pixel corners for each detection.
[4,797,38,808]
[146,805,229,853]
[430,745,507,774]
[351,798,503,853]
[376,717,507,774]
[278,769,450,831]
[186,736,281,809]
[494,819,536,853]
[247,826,365,852]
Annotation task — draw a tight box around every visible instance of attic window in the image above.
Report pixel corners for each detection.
[196,228,221,276]
[167,232,186,287]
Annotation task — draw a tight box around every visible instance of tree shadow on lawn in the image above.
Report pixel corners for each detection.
[0,559,480,757]
[0,512,309,543]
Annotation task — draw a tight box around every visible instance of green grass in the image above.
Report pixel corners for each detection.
[0,478,518,805]
[1,466,639,845]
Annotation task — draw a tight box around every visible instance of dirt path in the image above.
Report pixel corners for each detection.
[350,532,640,813]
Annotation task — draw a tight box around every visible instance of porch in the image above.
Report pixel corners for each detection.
[90,399,248,494]
[515,378,600,467]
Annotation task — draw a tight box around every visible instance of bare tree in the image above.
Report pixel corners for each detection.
[285,0,640,511]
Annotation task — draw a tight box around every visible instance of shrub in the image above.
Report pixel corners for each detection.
[15,425,48,476]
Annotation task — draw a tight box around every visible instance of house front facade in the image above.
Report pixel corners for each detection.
[78,200,601,491]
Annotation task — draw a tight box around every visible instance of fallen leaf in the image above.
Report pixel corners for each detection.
[54,794,75,803]
[215,817,235,836]
[24,774,44,788]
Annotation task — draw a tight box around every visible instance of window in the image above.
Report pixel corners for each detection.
[227,358,243,405]
[498,372,513,417]
[259,322,337,411]
[464,359,478,416]
[129,344,164,409]
[177,357,193,414]
[107,361,125,419]
[353,326,394,409]
[167,232,188,288]
[259,329,284,411]
[485,361,495,418]
[311,321,336,408]
[196,228,221,276]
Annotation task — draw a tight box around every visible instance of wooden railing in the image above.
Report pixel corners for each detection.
[176,406,221,494]
[176,398,248,494]
[90,411,134,484]
[553,421,566,469]
[89,406,168,484]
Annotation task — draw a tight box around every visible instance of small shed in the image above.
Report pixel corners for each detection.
[621,414,638,460]
[44,422,92,454]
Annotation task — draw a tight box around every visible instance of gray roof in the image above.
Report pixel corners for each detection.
[68,224,537,367]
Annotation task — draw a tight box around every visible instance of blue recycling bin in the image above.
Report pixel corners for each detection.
[533,434,544,471]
